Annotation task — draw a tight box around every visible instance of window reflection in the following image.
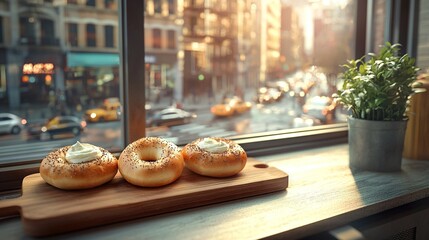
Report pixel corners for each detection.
[0,0,359,163]
[0,1,121,163]
[144,0,356,144]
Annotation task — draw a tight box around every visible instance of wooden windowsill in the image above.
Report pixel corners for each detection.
[1,143,429,239]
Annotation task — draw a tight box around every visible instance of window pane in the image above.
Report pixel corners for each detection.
[41,19,56,46]
[105,0,116,9]
[167,30,176,49]
[144,0,356,145]
[169,0,176,15]
[20,17,36,45]
[417,0,429,70]
[68,23,78,47]
[154,0,162,14]
[152,29,161,48]
[86,0,96,7]
[0,16,3,44]
[86,23,96,47]
[0,1,122,163]
[105,25,115,48]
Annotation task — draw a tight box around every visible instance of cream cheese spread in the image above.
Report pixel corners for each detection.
[197,138,228,153]
[66,141,102,164]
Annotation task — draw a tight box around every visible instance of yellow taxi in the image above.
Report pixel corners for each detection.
[211,96,252,117]
[85,97,121,122]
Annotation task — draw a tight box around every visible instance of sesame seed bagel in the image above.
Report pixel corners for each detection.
[39,146,118,190]
[119,137,184,187]
[181,137,247,177]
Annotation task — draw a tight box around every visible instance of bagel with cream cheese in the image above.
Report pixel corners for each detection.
[39,141,118,190]
[181,137,247,177]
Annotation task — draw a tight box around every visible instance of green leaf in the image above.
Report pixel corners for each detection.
[334,42,418,120]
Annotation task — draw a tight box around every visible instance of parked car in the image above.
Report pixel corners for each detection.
[0,113,26,135]
[302,96,337,123]
[146,107,197,127]
[256,87,283,104]
[27,116,87,140]
[85,97,121,123]
[211,96,252,117]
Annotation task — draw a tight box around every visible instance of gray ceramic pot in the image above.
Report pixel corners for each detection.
[348,117,408,172]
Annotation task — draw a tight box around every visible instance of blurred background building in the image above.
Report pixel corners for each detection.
[0,0,339,110]
[181,0,238,102]
[144,0,183,104]
[280,5,306,77]
[0,0,119,110]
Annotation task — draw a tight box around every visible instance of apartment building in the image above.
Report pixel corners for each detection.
[0,0,119,109]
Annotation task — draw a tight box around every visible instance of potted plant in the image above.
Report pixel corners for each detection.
[334,42,420,171]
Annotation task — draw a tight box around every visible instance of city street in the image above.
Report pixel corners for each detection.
[0,94,327,163]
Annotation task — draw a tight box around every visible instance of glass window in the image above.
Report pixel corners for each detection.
[87,0,96,7]
[152,29,161,48]
[40,19,55,46]
[105,0,116,9]
[154,0,162,14]
[2,0,358,166]
[167,30,176,49]
[0,17,3,43]
[0,1,121,166]
[68,23,78,47]
[105,25,114,48]
[4,0,426,192]
[417,1,429,70]
[19,17,36,45]
[141,0,359,146]
[372,0,387,52]
[86,23,96,47]
[169,0,176,15]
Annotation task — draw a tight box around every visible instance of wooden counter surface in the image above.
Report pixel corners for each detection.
[1,144,429,239]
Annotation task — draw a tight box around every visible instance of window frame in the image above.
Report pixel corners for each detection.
[3,0,419,193]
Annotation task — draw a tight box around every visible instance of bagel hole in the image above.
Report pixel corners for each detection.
[253,163,269,168]
[140,155,158,162]
[139,147,161,162]
[143,159,157,162]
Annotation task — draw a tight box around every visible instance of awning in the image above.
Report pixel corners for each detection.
[66,52,120,67]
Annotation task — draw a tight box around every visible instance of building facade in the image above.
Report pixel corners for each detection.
[182,0,238,101]
[0,0,119,110]
[181,0,282,101]
[280,5,307,76]
[144,0,183,104]
[260,0,281,82]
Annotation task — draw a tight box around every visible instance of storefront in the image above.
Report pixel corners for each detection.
[0,48,64,109]
[144,52,181,104]
[65,52,120,108]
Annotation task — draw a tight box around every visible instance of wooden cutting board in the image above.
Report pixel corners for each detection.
[0,158,288,237]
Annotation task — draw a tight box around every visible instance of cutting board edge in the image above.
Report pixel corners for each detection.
[22,173,288,237]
